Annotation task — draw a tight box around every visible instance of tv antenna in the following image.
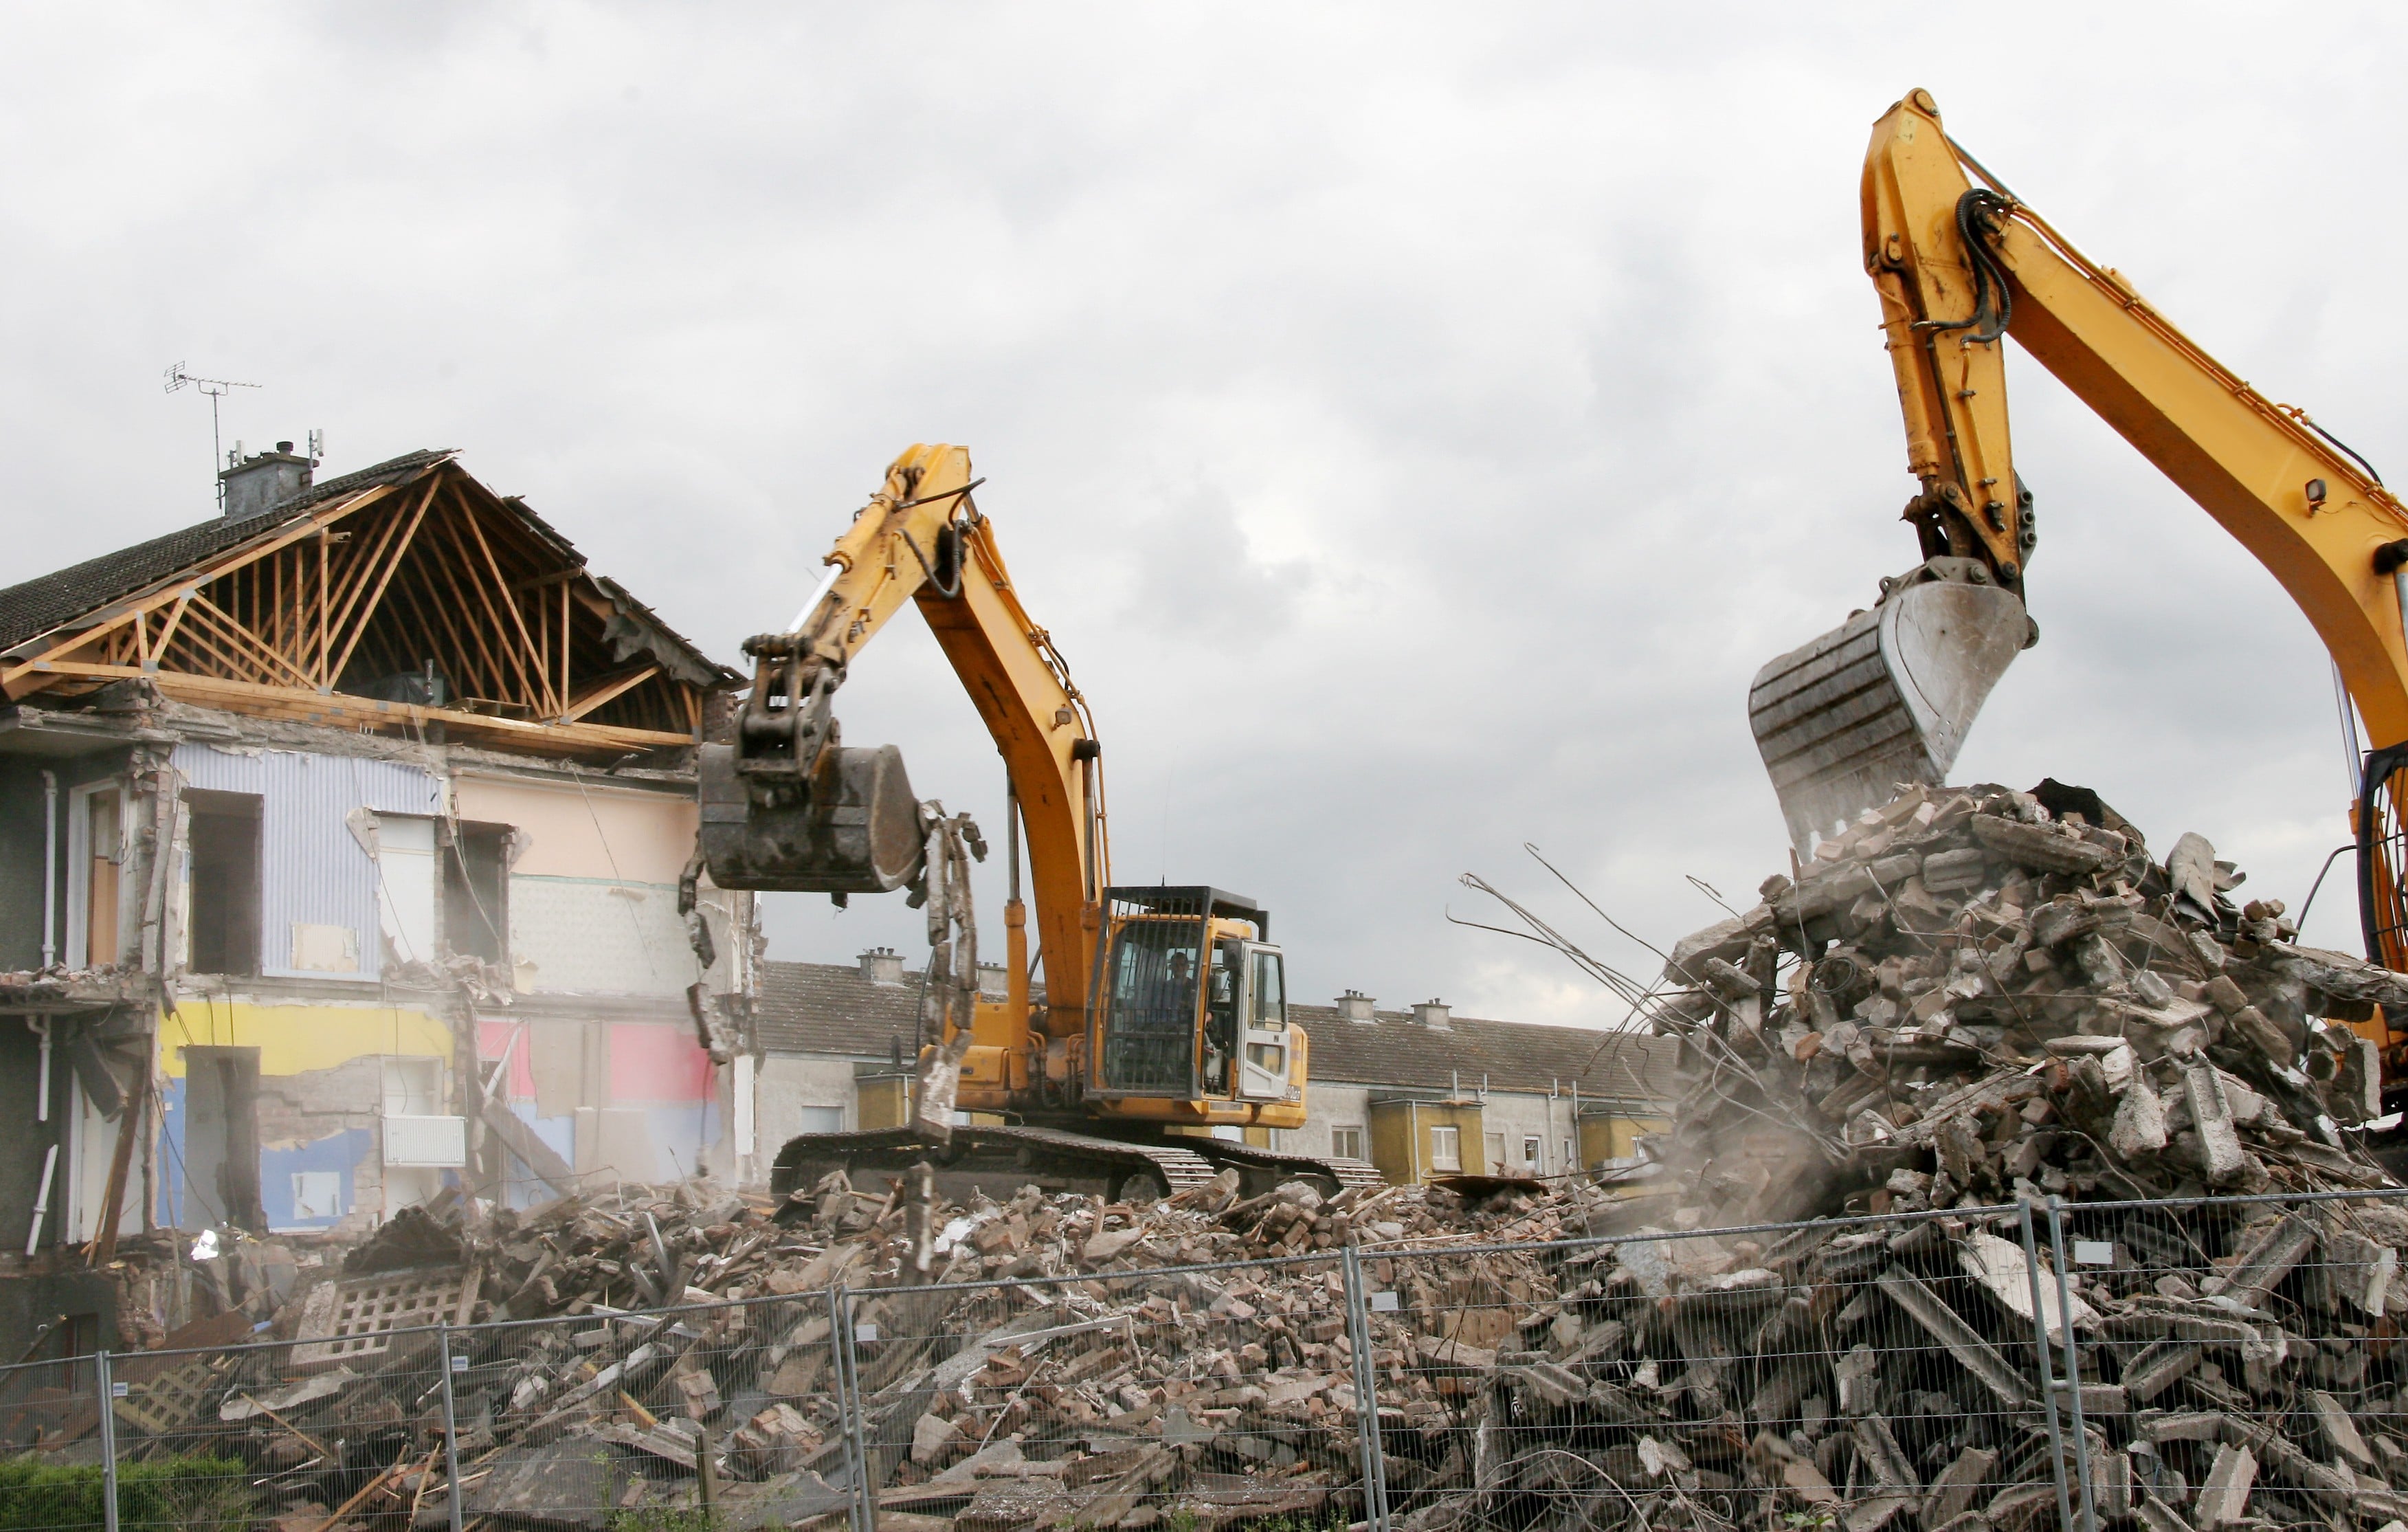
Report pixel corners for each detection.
[163,362,261,507]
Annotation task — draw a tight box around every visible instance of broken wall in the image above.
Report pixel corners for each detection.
[154,999,454,1233]
[478,1016,731,1203]
[172,744,439,981]
[452,772,717,998]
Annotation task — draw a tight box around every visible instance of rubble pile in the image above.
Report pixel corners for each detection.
[1650,779,2408,1224]
[40,1170,1596,1530]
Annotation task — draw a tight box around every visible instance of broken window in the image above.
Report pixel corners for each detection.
[76,787,122,967]
[1486,1131,1507,1173]
[185,790,262,977]
[1428,1124,1461,1173]
[443,821,511,964]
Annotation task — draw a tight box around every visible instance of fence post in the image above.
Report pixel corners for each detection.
[437,1324,466,1532]
[1340,1246,1391,1532]
[95,1350,120,1532]
[2044,1197,2100,1532]
[2016,1201,2078,1532]
[828,1286,876,1532]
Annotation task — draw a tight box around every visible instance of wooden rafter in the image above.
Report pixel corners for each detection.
[3,460,723,755]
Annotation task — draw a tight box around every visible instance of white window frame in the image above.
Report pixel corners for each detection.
[1428,1124,1461,1173]
[1523,1135,1543,1171]
[1331,1125,1365,1162]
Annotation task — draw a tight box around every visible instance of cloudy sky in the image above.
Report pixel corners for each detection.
[3,4,2400,1027]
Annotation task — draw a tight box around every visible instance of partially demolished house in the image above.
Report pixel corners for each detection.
[753,955,1678,1184]
[0,445,750,1354]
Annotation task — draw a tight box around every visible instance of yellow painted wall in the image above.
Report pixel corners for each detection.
[1366,1099,1485,1184]
[155,1000,452,1078]
[453,773,698,884]
[1576,1113,1669,1171]
[856,1074,908,1130]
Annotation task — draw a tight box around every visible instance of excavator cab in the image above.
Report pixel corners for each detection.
[1749,556,2031,855]
[1092,886,1295,1104]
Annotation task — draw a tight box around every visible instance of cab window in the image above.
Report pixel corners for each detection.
[1249,950,1284,1027]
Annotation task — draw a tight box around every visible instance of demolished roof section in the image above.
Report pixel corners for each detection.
[0,450,739,759]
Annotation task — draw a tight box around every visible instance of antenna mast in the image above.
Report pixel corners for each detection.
[162,362,262,508]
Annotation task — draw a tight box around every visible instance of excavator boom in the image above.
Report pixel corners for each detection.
[1759,91,2408,1091]
[1759,91,2408,882]
[700,447,1370,1203]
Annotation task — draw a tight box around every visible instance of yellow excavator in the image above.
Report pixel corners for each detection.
[698,445,1380,1203]
[1752,89,2408,1089]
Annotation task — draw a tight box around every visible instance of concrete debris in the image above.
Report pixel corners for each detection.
[1651,780,2405,1223]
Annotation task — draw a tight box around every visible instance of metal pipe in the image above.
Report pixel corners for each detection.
[30,1018,49,1123]
[785,562,845,635]
[25,1145,56,1256]
[438,1324,465,1532]
[1341,1245,1392,1532]
[40,770,56,968]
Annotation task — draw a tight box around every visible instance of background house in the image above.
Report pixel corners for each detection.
[0,445,752,1353]
[752,953,1676,1186]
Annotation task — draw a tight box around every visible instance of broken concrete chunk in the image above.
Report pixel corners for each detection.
[2194,1443,2255,1529]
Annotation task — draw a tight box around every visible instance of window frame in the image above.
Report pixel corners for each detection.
[1427,1124,1462,1173]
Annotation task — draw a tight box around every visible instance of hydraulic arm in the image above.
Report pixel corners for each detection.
[1752,91,2408,987]
[700,447,1360,1203]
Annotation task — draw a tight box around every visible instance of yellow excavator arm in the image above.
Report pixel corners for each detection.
[1864,88,2408,733]
[698,445,1314,1146]
[1757,87,2408,985]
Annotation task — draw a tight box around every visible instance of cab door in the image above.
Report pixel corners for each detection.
[1235,944,1295,1101]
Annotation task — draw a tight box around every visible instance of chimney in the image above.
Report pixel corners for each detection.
[219,441,314,521]
[1411,999,1451,1030]
[1335,990,1377,1023]
[859,947,906,986]
[977,961,1007,998]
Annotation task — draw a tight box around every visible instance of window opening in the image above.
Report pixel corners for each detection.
[1428,1124,1461,1173]
[1331,1125,1365,1162]
[85,790,122,968]
[186,790,262,977]
[443,821,510,964]
[1523,1134,1543,1171]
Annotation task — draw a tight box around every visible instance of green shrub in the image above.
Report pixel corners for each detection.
[0,1454,251,1532]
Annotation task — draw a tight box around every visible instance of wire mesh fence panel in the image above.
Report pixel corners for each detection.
[1368,1206,2089,1532]
[2054,1188,2408,1532]
[0,1353,109,1532]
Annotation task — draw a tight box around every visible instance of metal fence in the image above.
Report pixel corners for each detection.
[1,1187,2403,1532]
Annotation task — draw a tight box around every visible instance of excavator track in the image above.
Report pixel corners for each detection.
[766,1126,1385,1213]
[1174,1138,1387,1193]
[768,1124,1219,1211]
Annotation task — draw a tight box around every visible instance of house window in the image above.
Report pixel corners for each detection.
[1332,1126,1365,1162]
[443,821,511,963]
[1523,1135,1543,1171]
[74,787,124,967]
[1427,1124,1461,1173]
[186,790,262,976]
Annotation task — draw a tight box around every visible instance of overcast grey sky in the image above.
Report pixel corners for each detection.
[3,4,2400,1026]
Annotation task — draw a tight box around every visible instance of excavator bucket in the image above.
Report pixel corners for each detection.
[697,741,926,892]
[1750,561,2029,855]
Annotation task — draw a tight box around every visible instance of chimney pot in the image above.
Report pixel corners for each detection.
[1335,990,1377,1023]
[1412,999,1451,1030]
[276,440,294,454]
